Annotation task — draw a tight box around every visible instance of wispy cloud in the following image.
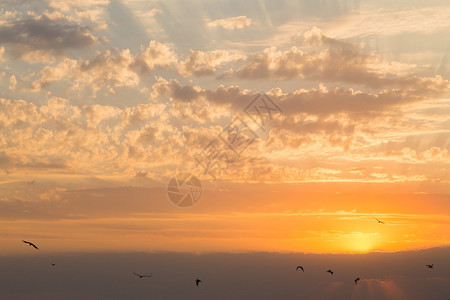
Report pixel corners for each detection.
[325,6,450,39]
[207,16,252,30]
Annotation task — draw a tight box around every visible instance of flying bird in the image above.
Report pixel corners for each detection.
[296,265,304,272]
[326,269,334,275]
[22,240,39,250]
[51,263,56,267]
[195,279,202,286]
[426,264,434,269]
[133,272,152,278]
[354,277,360,285]
[375,218,385,224]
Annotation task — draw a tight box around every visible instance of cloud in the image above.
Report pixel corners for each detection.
[32,49,139,95]
[82,103,122,128]
[31,40,180,94]
[149,76,448,118]
[179,50,246,77]
[324,6,450,39]
[0,15,102,61]
[1,72,449,183]
[207,16,252,30]
[131,40,178,74]
[233,28,448,89]
[47,0,111,12]
[8,75,16,90]
[270,80,448,116]
[150,77,252,108]
[39,187,67,202]
[0,249,449,299]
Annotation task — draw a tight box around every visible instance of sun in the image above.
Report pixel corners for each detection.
[345,233,378,253]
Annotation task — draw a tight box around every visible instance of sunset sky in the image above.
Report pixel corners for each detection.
[0,0,449,259]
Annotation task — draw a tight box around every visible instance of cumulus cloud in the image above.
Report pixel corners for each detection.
[272,80,448,116]
[179,50,246,77]
[131,41,178,74]
[234,35,370,84]
[150,77,252,108]
[207,16,252,30]
[232,27,449,89]
[31,40,181,94]
[0,91,448,184]
[0,15,102,61]
[32,49,138,95]
[0,96,179,177]
[150,76,449,117]
[8,75,16,90]
[2,70,449,183]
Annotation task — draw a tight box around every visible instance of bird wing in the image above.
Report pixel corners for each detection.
[22,240,39,249]
[133,272,141,276]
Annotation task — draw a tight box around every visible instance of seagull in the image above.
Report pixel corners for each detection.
[133,272,151,278]
[296,265,304,272]
[426,264,434,269]
[326,269,334,275]
[354,277,360,285]
[195,279,202,286]
[22,240,39,250]
[375,218,385,224]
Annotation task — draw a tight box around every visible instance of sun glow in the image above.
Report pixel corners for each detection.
[345,232,379,253]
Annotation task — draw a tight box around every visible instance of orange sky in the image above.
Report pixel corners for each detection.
[1,181,449,255]
[0,0,449,256]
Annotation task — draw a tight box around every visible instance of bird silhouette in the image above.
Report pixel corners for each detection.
[22,240,39,250]
[51,263,56,267]
[133,272,151,278]
[375,218,385,224]
[354,277,360,285]
[326,269,334,275]
[296,265,304,272]
[426,264,434,269]
[195,279,202,286]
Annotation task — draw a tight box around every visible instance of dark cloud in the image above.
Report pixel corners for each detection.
[0,15,101,59]
[152,78,449,117]
[0,248,448,299]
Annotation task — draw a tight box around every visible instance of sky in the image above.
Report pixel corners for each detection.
[0,0,449,298]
